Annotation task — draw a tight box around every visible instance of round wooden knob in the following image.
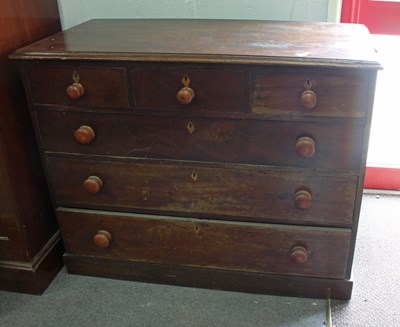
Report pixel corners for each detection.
[74,125,95,145]
[93,230,112,248]
[290,245,308,264]
[83,176,103,194]
[300,89,317,109]
[67,82,85,99]
[177,87,195,105]
[296,136,315,159]
[295,190,312,210]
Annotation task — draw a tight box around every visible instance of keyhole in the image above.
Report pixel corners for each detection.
[72,71,80,83]
[182,74,191,87]
[191,170,198,182]
[304,78,312,90]
[187,121,195,134]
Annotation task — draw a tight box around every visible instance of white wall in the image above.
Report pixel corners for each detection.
[57,0,336,30]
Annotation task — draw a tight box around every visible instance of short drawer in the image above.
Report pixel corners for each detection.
[57,207,351,279]
[47,157,357,226]
[37,110,364,170]
[252,68,370,118]
[25,65,130,109]
[131,65,248,112]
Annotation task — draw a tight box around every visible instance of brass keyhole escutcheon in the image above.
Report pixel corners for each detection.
[191,170,198,182]
[187,121,195,134]
[177,74,195,105]
[304,78,312,90]
[182,74,190,87]
[72,71,80,83]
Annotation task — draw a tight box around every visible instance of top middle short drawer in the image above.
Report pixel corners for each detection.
[24,65,130,109]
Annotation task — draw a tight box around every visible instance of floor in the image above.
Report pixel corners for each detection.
[332,192,400,327]
[0,270,328,327]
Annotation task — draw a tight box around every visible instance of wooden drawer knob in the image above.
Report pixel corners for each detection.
[295,136,315,159]
[74,125,95,145]
[93,230,112,248]
[295,190,312,210]
[290,245,308,264]
[300,89,317,109]
[67,82,85,99]
[177,87,195,104]
[83,176,103,194]
[177,74,195,105]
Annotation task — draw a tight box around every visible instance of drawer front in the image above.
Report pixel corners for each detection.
[252,69,369,118]
[37,110,363,170]
[25,65,129,109]
[57,208,351,279]
[47,157,357,226]
[131,66,248,112]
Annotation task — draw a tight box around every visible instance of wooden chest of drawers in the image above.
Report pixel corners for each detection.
[11,19,380,299]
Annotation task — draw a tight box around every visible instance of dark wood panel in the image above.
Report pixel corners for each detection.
[131,65,248,112]
[0,0,61,263]
[64,254,353,300]
[0,237,64,294]
[252,69,370,119]
[47,157,357,226]
[37,110,364,170]
[58,208,351,279]
[26,65,130,109]
[0,0,63,293]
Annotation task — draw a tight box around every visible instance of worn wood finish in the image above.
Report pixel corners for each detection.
[12,19,380,299]
[11,20,380,68]
[47,157,357,226]
[58,208,351,279]
[0,0,63,293]
[0,236,64,294]
[131,65,248,111]
[64,254,354,300]
[252,68,370,118]
[26,65,129,109]
[36,110,364,170]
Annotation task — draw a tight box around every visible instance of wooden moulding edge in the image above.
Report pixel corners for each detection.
[64,254,353,300]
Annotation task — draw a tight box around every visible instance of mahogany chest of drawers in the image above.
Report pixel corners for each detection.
[11,19,380,299]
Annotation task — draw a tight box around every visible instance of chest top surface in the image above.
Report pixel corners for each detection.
[11,19,380,68]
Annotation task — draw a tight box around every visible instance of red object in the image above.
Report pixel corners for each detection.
[341,0,400,35]
[364,165,400,190]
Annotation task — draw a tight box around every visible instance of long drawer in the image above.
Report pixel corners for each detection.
[47,157,357,226]
[36,110,364,170]
[57,207,351,279]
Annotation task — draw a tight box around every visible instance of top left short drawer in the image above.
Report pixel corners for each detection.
[24,65,130,109]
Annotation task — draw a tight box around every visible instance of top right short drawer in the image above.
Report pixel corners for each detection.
[252,68,370,119]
